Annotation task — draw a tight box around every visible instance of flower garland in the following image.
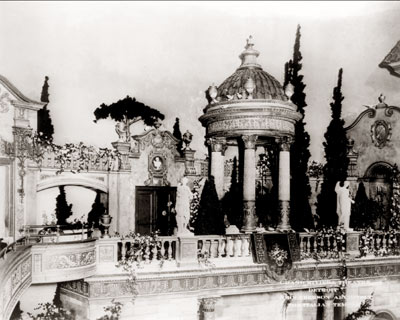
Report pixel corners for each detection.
[188,179,201,231]
[344,294,375,320]
[31,132,122,174]
[359,228,400,257]
[116,231,163,300]
[390,164,400,229]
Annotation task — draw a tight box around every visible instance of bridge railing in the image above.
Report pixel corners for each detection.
[22,224,91,244]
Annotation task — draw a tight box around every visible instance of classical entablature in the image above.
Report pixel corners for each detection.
[37,173,108,193]
[0,74,45,145]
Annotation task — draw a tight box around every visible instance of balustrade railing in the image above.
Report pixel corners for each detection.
[197,234,251,259]
[118,236,178,264]
[299,232,346,260]
[23,224,90,244]
[359,230,400,256]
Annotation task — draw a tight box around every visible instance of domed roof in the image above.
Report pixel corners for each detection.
[216,36,287,102]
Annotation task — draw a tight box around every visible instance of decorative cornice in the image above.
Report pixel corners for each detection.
[345,105,400,132]
[0,74,44,109]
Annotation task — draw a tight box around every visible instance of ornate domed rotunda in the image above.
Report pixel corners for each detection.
[199,36,301,232]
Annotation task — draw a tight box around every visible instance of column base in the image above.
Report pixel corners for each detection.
[277,200,291,231]
[241,200,257,233]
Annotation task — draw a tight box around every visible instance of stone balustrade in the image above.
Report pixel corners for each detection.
[299,232,347,260]
[197,234,251,259]
[359,230,400,256]
[118,236,178,264]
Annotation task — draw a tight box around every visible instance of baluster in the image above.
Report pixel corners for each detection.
[207,240,212,258]
[234,237,241,257]
[242,236,250,257]
[226,236,234,257]
[144,243,150,263]
[121,241,127,262]
[151,243,158,262]
[167,241,173,260]
[306,237,311,254]
[371,236,375,253]
[160,240,166,259]
[200,240,206,256]
[312,237,317,254]
[300,236,304,255]
[218,239,224,258]
[332,237,337,254]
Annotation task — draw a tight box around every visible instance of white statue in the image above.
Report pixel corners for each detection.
[335,181,355,231]
[175,176,194,236]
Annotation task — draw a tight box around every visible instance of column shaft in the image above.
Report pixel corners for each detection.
[242,135,257,232]
[207,138,226,199]
[277,137,292,230]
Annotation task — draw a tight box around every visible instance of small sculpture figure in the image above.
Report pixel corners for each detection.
[335,181,355,231]
[175,176,194,236]
[152,156,163,170]
[115,121,129,142]
[182,130,193,150]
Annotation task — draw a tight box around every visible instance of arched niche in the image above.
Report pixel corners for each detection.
[362,161,393,229]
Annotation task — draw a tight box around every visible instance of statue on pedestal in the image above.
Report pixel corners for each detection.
[175,176,194,236]
[335,181,355,231]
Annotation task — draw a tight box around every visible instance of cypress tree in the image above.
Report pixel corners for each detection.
[87,191,106,229]
[317,68,349,228]
[172,117,184,157]
[221,157,243,228]
[194,176,225,235]
[286,25,314,230]
[37,76,54,141]
[350,182,369,229]
[55,186,73,225]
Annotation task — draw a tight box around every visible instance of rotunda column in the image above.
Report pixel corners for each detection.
[276,136,293,230]
[242,135,258,232]
[207,137,227,199]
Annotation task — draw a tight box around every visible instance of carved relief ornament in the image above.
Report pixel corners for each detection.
[207,137,227,154]
[276,136,293,152]
[371,120,391,148]
[242,135,258,149]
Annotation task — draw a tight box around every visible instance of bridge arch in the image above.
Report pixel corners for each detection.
[37,176,108,193]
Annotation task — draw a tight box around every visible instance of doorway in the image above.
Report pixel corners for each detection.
[135,186,176,235]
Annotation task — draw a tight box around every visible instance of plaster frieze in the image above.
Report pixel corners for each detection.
[207,117,295,137]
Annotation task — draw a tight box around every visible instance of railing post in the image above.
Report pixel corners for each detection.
[177,236,198,267]
[346,231,360,258]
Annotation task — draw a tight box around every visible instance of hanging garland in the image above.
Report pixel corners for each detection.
[31,132,122,174]
[188,178,202,231]
[389,164,400,229]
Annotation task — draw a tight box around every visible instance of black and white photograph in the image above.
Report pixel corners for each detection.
[1,2,400,319]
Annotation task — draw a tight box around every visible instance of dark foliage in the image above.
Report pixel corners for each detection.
[55,186,73,225]
[37,76,54,141]
[93,95,164,127]
[87,192,106,229]
[10,301,23,320]
[221,157,243,228]
[172,117,184,157]
[194,176,225,235]
[53,283,62,309]
[351,182,379,229]
[285,25,314,230]
[317,68,349,227]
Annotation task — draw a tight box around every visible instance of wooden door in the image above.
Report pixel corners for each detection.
[135,186,176,235]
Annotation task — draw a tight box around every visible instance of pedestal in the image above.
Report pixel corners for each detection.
[346,231,360,258]
[111,141,131,154]
[177,236,198,267]
[183,149,197,175]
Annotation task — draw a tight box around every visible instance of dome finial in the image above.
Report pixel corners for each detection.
[238,36,261,70]
[246,35,254,49]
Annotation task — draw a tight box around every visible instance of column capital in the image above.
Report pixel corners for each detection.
[242,135,258,149]
[276,136,293,152]
[207,137,227,154]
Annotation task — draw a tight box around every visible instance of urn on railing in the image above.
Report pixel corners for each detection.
[100,212,113,238]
